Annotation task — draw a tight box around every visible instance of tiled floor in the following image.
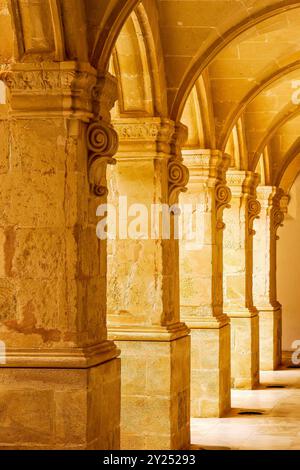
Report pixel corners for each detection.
[191,367,300,450]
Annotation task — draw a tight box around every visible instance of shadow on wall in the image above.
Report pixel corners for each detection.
[278,172,300,351]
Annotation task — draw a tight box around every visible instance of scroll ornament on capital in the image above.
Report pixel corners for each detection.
[215,184,231,230]
[168,124,189,205]
[247,197,261,235]
[272,207,285,240]
[270,189,285,239]
[168,159,190,205]
[87,120,118,196]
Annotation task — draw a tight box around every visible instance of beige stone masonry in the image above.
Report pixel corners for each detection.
[107,117,190,450]
[224,170,261,389]
[180,149,231,417]
[0,63,121,449]
[254,186,285,371]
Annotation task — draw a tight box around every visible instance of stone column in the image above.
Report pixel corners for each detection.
[253,186,285,370]
[107,117,190,450]
[0,62,120,449]
[223,171,261,389]
[180,149,231,417]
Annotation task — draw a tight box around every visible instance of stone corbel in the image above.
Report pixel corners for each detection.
[168,123,190,205]
[257,186,285,240]
[247,197,261,235]
[87,72,119,197]
[271,189,285,240]
[215,184,231,230]
[87,120,118,197]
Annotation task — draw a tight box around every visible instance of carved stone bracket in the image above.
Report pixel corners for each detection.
[272,207,285,237]
[215,184,232,230]
[168,123,190,205]
[271,189,285,240]
[87,120,118,196]
[168,158,190,205]
[247,197,261,235]
[257,186,285,240]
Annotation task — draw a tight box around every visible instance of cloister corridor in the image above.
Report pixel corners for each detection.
[192,366,300,451]
[1,0,300,452]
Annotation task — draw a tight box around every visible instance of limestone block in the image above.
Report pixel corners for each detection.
[0,358,121,450]
[230,315,259,389]
[190,325,231,417]
[116,336,190,450]
[259,307,282,370]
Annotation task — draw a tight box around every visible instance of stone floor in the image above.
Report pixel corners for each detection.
[191,367,300,450]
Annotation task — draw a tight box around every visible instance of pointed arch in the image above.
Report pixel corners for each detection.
[90,0,141,72]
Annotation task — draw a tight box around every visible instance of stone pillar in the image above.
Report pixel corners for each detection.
[253,187,285,370]
[224,171,261,389]
[107,118,190,450]
[180,149,231,417]
[0,63,120,449]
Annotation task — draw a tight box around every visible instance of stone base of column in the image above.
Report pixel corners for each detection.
[0,342,121,449]
[188,320,231,418]
[109,324,190,450]
[229,311,259,389]
[258,305,282,371]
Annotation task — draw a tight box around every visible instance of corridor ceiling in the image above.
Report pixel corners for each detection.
[1,0,300,190]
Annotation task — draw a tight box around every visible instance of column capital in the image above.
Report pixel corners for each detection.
[0,61,102,120]
[256,186,285,235]
[182,148,231,184]
[0,62,118,122]
[112,117,175,156]
[181,149,231,231]
[256,185,284,206]
[226,170,260,197]
[280,193,290,215]
[226,170,261,234]
[112,117,189,204]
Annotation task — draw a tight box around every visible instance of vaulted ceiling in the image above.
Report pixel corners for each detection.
[0,0,300,190]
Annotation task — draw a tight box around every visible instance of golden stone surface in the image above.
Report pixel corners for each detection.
[0,0,298,451]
